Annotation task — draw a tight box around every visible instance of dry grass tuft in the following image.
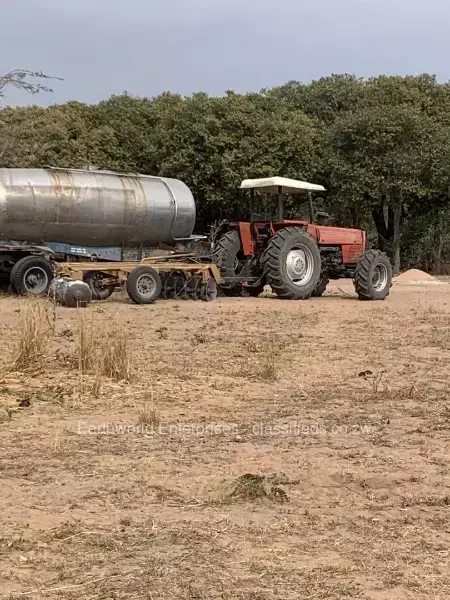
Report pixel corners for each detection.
[75,310,96,374]
[137,402,160,428]
[12,299,53,372]
[226,474,268,501]
[91,367,103,398]
[101,323,132,382]
[236,337,280,381]
[137,386,160,427]
[257,337,279,381]
[74,310,132,383]
[223,474,288,504]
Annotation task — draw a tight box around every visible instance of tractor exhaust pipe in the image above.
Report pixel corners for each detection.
[308,192,314,224]
[277,186,284,221]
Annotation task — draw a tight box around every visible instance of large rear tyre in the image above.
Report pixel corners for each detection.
[83,271,115,300]
[262,227,321,299]
[216,230,243,296]
[126,266,161,305]
[10,256,53,295]
[354,250,392,300]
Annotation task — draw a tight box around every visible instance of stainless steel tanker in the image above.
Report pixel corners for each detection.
[0,167,196,246]
[0,167,199,296]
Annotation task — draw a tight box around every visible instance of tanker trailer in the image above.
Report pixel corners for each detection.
[0,167,197,296]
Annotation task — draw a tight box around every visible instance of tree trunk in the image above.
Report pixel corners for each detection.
[433,212,444,275]
[350,203,362,229]
[370,192,402,273]
[371,203,390,253]
[391,198,402,274]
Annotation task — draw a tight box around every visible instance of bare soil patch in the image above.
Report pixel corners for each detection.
[1,279,450,599]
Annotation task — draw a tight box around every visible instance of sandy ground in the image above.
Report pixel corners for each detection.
[1,279,450,599]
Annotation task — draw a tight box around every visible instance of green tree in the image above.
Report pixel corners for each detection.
[324,75,450,272]
[0,102,120,169]
[328,104,438,272]
[2,72,450,272]
[147,91,322,227]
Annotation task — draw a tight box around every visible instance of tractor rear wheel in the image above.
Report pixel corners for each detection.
[354,249,392,300]
[216,230,243,296]
[262,227,321,299]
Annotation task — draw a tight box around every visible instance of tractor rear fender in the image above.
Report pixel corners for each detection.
[238,222,255,256]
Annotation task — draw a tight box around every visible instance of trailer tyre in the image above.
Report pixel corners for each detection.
[126,266,161,304]
[10,256,54,295]
[83,271,115,300]
[199,277,218,302]
[354,250,392,300]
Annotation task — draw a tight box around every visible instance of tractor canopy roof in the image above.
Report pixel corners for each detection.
[240,177,326,194]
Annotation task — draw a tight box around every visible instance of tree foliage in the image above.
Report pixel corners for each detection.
[2,73,450,272]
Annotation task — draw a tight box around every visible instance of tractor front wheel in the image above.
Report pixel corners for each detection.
[262,227,321,299]
[354,250,392,300]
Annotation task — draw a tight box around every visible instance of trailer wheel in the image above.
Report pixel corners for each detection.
[354,250,392,300]
[83,271,115,300]
[126,266,161,304]
[10,256,54,295]
[262,227,321,299]
[199,277,217,302]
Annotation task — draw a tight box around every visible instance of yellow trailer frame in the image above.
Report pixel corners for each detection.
[56,255,223,284]
[54,254,223,304]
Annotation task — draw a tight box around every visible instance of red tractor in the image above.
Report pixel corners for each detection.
[215,177,392,300]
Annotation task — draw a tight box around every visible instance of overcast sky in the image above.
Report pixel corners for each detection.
[2,0,450,107]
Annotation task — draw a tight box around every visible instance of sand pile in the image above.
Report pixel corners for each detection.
[393,269,436,283]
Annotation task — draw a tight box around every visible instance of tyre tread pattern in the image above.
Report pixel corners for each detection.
[216,229,242,293]
[354,249,392,300]
[10,255,53,295]
[126,266,162,305]
[261,227,321,299]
